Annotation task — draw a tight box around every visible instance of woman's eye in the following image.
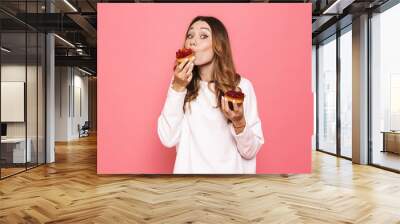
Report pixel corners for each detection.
[186,34,208,39]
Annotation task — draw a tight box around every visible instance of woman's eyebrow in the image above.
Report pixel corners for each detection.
[189,27,210,31]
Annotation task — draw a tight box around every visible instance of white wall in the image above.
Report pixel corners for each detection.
[55,66,69,141]
[71,72,89,138]
[55,67,89,141]
[1,65,26,131]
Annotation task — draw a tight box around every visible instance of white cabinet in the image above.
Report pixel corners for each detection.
[1,138,32,163]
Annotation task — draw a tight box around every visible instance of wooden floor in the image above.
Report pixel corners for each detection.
[1,134,400,224]
[1,162,45,178]
[0,167,26,178]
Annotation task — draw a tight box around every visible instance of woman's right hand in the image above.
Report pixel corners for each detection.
[172,58,194,92]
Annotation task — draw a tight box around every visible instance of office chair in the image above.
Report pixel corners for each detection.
[79,121,90,138]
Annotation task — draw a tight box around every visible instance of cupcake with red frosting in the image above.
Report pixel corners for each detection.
[173,48,195,71]
[176,48,195,63]
[225,90,245,110]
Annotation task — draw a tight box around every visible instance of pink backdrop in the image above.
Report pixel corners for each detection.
[97,3,313,174]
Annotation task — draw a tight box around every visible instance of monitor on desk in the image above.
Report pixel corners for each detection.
[1,123,7,138]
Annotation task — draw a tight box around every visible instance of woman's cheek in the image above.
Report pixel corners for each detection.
[205,50,214,63]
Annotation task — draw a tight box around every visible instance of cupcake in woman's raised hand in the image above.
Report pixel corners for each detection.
[173,48,195,71]
[224,90,245,111]
[176,48,195,63]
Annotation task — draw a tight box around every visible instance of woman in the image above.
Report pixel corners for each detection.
[157,16,264,174]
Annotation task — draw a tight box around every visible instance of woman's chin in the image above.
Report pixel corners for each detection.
[194,60,207,66]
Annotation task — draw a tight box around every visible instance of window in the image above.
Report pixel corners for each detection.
[317,35,337,154]
[339,27,352,158]
[371,2,400,171]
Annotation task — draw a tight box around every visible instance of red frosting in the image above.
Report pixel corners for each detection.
[225,90,245,99]
[176,48,193,59]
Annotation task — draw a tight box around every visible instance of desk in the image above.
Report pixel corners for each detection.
[1,138,32,163]
[381,131,400,154]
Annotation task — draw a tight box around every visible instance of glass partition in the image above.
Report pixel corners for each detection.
[1,30,28,177]
[0,1,46,179]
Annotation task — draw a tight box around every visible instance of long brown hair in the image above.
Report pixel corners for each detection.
[183,16,241,113]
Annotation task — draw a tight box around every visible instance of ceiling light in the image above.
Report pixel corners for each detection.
[78,67,93,76]
[1,47,11,53]
[322,0,355,15]
[63,0,78,12]
[54,34,75,48]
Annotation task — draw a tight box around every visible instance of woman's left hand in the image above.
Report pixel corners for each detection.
[221,96,246,132]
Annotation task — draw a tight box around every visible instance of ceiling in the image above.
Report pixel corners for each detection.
[0,0,394,75]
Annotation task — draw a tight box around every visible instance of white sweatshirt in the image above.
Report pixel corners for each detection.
[157,77,264,174]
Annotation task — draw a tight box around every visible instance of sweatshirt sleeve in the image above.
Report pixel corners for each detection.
[230,79,265,160]
[157,83,186,148]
